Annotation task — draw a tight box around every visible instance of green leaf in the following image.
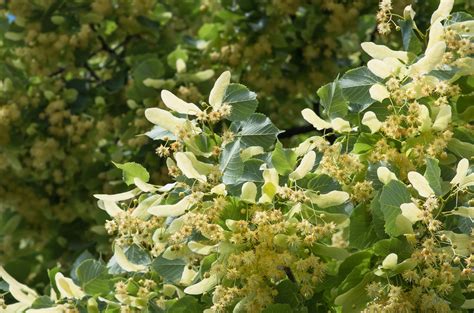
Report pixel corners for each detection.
[237,113,280,149]
[349,204,378,249]
[339,66,381,112]
[379,180,413,237]
[113,162,150,186]
[262,304,293,313]
[275,280,299,307]
[311,243,350,260]
[76,259,111,296]
[151,256,186,283]
[167,46,188,69]
[271,141,297,176]
[373,238,413,260]
[438,231,472,256]
[334,273,373,313]
[168,296,204,313]
[424,158,442,195]
[220,140,244,184]
[30,296,54,309]
[307,174,341,193]
[222,83,258,121]
[317,80,349,119]
[398,19,422,54]
[448,138,474,158]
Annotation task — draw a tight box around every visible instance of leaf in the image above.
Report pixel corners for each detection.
[448,138,474,158]
[311,243,350,260]
[317,80,349,119]
[373,238,413,260]
[237,113,280,149]
[398,19,422,54]
[151,256,186,283]
[339,66,381,111]
[220,140,244,184]
[113,162,150,186]
[76,260,111,296]
[349,204,378,249]
[222,83,258,121]
[307,174,341,193]
[379,180,413,237]
[271,141,297,176]
[334,273,373,313]
[424,158,442,195]
[30,296,54,309]
[168,296,204,313]
[275,280,299,307]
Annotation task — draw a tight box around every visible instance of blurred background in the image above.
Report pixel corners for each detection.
[0,0,472,289]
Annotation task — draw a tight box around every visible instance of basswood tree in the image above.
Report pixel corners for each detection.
[0,0,390,283]
[1,1,472,311]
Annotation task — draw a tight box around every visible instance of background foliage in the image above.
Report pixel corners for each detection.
[0,0,471,291]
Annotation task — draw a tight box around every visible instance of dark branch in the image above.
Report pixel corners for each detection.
[278,125,315,139]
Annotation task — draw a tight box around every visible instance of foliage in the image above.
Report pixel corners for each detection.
[0,0,396,284]
[1,1,473,311]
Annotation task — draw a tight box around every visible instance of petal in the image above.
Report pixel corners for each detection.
[258,168,279,203]
[98,200,123,217]
[210,183,227,196]
[427,20,445,50]
[294,136,326,156]
[418,105,432,132]
[148,195,193,217]
[331,118,351,133]
[403,5,416,20]
[409,41,446,75]
[176,58,186,73]
[377,167,398,184]
[240,146,264,161]
[289,151,316,180]
[161,90,201,115]
[432,105,451,131]
[400,202,423,223]
[144,108,186,133]
[241,182,257,203]
[55,272,85,299]
[94,189,140,202]
[430,0,454,24]
[184,275,218,295]
[175,152,207,182]
[180,266,198,285]
[188,241,217,255]
[382,253,398,270]
[133,177,157,192]
[301,108,331,130]
[311,191,349,208]
[113,245,147,272]
[369,84,390,102]
[131,194,163,219]
[209,71,231,109]
[367,59,392,79]
[451,158,469,185]
[408,172,435,198]
[0,266,37,305]
[362,111,382,134]
[361,42,409,63]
